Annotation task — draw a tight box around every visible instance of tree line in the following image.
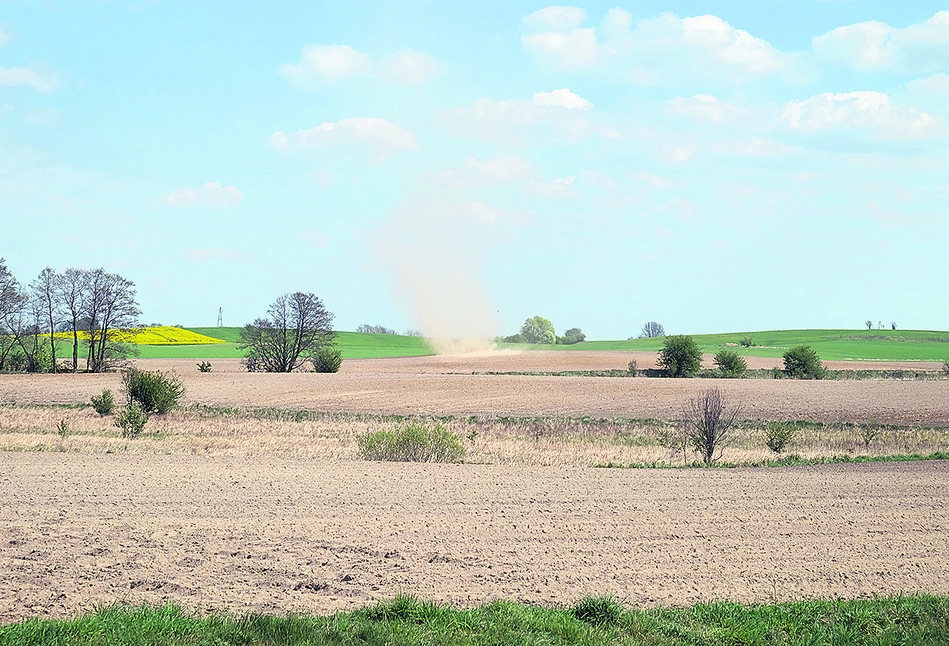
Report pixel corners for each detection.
[0,259,140,373]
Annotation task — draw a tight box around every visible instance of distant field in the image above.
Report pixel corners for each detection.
[129,329,434,360]
[502,329,949,362]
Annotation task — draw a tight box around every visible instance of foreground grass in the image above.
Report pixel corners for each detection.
[502,328,949,362]
[3,595,947,645]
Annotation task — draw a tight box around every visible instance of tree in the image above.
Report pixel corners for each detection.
[85,269,140,372]
[0,259,26,371]
[713,349,747,378]
[658,335,702,377]
[30,267,61,372]
[891,321,897,331]
[239,292,336,372]
[640,321,665,338]
[59,268,87,372]
[783,345,826,380]
[865,320,873,330]
[519,316,556,344]
[560,327,585,345]
[683,388,740,464]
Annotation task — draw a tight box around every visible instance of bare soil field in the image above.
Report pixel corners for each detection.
[2,353,949,425]
[1,454,947,623]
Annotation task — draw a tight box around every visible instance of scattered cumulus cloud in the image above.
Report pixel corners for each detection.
[23,108,60,126]
[523,6,587,31]
[277,44,370,85]
[906,73,949,94]
[161,182,243,207]
[521,7,789,83]
[528,175,576,197]
[813,11,949,73]
[381,49,444,84]
[0,66,61,93]
[531,88,593,110]
[269,117,421,162]
[782,91,943,141]
[279,44,443,86]
[667,94,747,123]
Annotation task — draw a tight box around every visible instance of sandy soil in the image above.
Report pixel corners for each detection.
[1,454,946,623]
[3,354,949,425]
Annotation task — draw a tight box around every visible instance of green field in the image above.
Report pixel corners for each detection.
[2,595,947,645]
[129,329,435,360]
[502,329,949,362]
[113,328,949,362]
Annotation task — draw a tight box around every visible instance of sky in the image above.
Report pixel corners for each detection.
[1,1,948,340]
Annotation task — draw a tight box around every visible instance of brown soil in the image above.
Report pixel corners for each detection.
[3,354,949,425]
[1,454,947,623]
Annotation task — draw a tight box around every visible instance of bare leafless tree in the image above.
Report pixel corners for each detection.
[239,292,336,372]
[0,259,26,371]
[59,268,87,372]
[87,271,140,372]
[640,321,665,338]
[682,388,741,464]
[30,267,61,372]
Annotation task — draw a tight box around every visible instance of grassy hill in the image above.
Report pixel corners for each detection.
[121,327,949,362]
[501,329,949,362]
[132,328,434,359]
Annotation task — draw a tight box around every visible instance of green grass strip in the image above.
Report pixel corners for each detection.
[2,594,948,645]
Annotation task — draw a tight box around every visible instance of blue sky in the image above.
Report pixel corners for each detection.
[1,1,947,339]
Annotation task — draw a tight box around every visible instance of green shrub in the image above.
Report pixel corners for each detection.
[57,419,69,439]
[658,335,702,378]
[570,597,623,626]
[783,345,826,380]
[115,404,148,438]
[764,421,798,454]
[357,422,466,463]
[90,389,114,415]
[713,350,747,378]
[197,361,212,373]
[740,337,755,347]
[312,346,342,373]
[559,328,586,345]
[123,368,185,414]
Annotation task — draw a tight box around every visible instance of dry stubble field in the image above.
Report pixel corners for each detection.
[1,351,949,623]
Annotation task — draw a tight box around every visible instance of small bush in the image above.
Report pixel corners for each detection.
[683,388,740,464]
[571,597,623,626]
[783,345,826,380]
[312,346,342,373]
[123,368,185,414]
[942,361,949,377]
[764,421,797,454]
[658,335,702,378]
[357,422,466,463]
[57,419,69,439]
[740,337,755,347]
[115,404,148,438]
[627,359,638,376]
[197,361,212,373]
[90,389,114,415]
[713,350,747,378]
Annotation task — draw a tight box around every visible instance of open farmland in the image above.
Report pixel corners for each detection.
[2,351,948,625]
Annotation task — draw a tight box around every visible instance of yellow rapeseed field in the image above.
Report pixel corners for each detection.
[53,326,225,345]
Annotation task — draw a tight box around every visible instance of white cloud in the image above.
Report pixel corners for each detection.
[381,49,444,84]
[632,171,670,190]
[161,182,243,207]
[667,94,746,123]
[23,108,60,126]
[813,11,949,73]
[463,156,533,181]
[906,73,949,94]
[522,8,789,82]
[0,66,60,93]
[279,44,443,86]
[269,117,420,161]
[277,44,371,85]
[782,92,942,141]
[531,88,593,110]
[523,6,587,30]
[528,175,576,197]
